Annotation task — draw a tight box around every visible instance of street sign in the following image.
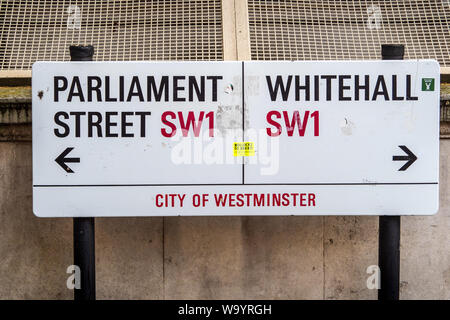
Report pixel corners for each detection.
[32,60,440,217]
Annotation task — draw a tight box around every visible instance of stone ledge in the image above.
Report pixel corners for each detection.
[0,86,31,103]
[0,103,31,124]
[0,124,31,142]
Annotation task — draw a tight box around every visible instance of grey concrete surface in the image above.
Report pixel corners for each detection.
[0,140,448,299]
[400,140,450,299]
[164,216,323,299]
[96,217,163,299]
[323,216,378,299]
[0,142,72,299]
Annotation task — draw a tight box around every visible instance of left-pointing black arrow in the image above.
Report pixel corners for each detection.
[55,147,80,173]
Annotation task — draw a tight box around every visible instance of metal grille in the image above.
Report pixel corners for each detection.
[248,0,450,66]
[0,0,223,70]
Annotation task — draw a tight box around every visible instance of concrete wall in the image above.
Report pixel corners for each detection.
[0,139,448,299]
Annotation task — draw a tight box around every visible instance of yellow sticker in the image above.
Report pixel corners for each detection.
[233,142,255,157]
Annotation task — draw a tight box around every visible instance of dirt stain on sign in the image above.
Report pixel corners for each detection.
[340,118,355,135]
[216,104,243,133]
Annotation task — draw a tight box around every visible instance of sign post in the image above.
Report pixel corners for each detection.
[378,44,404,301]
[70,45,96,301]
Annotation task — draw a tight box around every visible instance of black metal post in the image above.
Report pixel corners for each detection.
[378,44,403,300]
[70,45,96,300]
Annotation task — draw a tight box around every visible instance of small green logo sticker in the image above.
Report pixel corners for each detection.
[422,78,435,91]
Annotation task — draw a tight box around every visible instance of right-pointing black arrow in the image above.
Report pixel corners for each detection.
[55,147,80,173]
[393,145,417,171]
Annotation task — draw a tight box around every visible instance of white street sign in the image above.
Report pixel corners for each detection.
[32,60,440,217]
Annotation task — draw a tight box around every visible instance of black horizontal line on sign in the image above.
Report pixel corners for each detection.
[33,182,438,187]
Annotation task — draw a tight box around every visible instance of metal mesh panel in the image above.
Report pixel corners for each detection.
[0,0,223,69]
[248,0,450,66]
